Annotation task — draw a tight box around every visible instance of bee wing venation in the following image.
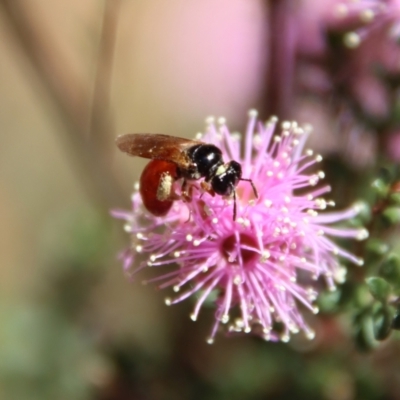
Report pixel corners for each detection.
[116,133,202,168]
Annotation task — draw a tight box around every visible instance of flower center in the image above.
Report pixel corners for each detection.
[220,233,259,266]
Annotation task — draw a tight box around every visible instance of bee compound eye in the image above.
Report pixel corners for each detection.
[211,173,234,196]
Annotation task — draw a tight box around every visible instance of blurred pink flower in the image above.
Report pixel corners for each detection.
[336,1,399,108]
[113,111,368,343]
[331,0,400,118]
[386,130,400,160]
[294,0,400,161]
[332,0,400,46]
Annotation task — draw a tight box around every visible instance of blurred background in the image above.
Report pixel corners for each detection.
[0,0,399,399]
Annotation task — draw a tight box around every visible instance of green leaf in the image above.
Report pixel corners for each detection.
[389,192,400,205]
[366,238,389,257]
[366,277,391,302]
[317,290,341,313]
[380,254,400,289]
[354,312,377,351]
[392,308,400,330]
[382,206,400,225]
[371,178,389,198]
[376,167,394,185]
[352,201,371,224]
[372,304,394,341]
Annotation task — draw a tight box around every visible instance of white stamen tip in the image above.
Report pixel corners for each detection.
[165,298,172,306]
[248,109,258,117]
[221,314,229,324]
[281,334,290,343]
[264,199,272,208]
[261,250,270,262]
[357,229,369,241]
[360,9,375,23]
[306,330,316,340]
[205,116,215,124]
[344,32,361,48]
[336,4,348,17]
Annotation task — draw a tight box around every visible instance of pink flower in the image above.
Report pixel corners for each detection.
[113,111,368,343]
[330,0,400,117]
[332,0,400,48]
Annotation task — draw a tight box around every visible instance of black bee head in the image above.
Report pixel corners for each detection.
[210,161,242,196]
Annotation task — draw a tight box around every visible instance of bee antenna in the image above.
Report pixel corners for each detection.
[240,178,258,199]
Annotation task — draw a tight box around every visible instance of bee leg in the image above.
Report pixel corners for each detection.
[232,186,237,221]
[240,178,258,199]
[200,181,215,197]
[179,181,194,223]
[181,179,193,202]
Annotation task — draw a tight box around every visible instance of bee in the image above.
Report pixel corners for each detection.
[116,133,257,220]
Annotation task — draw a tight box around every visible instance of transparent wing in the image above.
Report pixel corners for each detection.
[115,133,202,168]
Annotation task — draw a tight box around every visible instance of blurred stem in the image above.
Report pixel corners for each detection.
[262,0,297,119]
[0,0,125,211]
[89,0,121,154]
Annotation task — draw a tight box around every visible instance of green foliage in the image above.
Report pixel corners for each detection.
[320,163,400,346]
[380,254,400,290]
[366,239,389,257]
[0,207,116,400]
[392,308,400,330]
[366,277,391,303]
[371,178,389,199]
[372,303,394,340]
[354,201,372,225]
[354,310,377,351]
[382,206,400,225]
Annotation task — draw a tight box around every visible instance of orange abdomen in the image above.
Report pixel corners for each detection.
[139,160,179,216]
